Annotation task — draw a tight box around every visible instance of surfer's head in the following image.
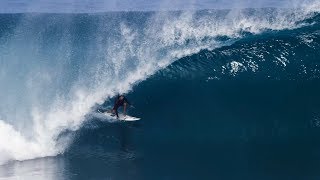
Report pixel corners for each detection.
[117,94,124,100]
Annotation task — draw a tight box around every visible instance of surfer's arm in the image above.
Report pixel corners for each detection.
[114,97,118,105]
[123,103,127,116]
[124,97,131,105]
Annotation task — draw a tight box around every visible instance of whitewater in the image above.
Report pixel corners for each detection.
[0,1,319,165]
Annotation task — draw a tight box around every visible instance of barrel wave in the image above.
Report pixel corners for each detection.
[0,1,319,167]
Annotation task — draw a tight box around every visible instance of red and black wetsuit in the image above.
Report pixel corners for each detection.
[113,96,130,118]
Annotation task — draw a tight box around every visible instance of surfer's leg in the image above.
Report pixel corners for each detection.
[123,103,127,116]
[116,112,119,118]
[111,108,118,118]
[115,109,119,118]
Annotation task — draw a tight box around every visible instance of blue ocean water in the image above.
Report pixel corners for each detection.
[0,3,320,180]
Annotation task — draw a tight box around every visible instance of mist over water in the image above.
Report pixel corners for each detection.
[0,0,319,166]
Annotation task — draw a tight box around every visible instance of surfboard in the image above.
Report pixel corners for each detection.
[102,111,141,121]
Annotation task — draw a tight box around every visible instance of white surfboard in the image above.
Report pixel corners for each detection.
[102,111,141,121]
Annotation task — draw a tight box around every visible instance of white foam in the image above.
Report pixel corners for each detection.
[229,61,247,76]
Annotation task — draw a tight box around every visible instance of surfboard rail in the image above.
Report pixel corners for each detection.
[102,111,141,121]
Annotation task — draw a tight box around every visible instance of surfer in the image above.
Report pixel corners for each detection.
[112,94,131,118]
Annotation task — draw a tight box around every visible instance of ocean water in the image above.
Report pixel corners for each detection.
[0,2,320,179]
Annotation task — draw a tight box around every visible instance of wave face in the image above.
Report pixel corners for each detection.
[159,15,320,81]
[0,2,319,164]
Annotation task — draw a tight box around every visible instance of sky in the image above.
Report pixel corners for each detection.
[0,0,304,13]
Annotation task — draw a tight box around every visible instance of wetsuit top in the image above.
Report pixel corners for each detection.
[113,96,130,110]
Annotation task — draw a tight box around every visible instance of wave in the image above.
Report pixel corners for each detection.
[159,16,320,80]
[0,3,319,164]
